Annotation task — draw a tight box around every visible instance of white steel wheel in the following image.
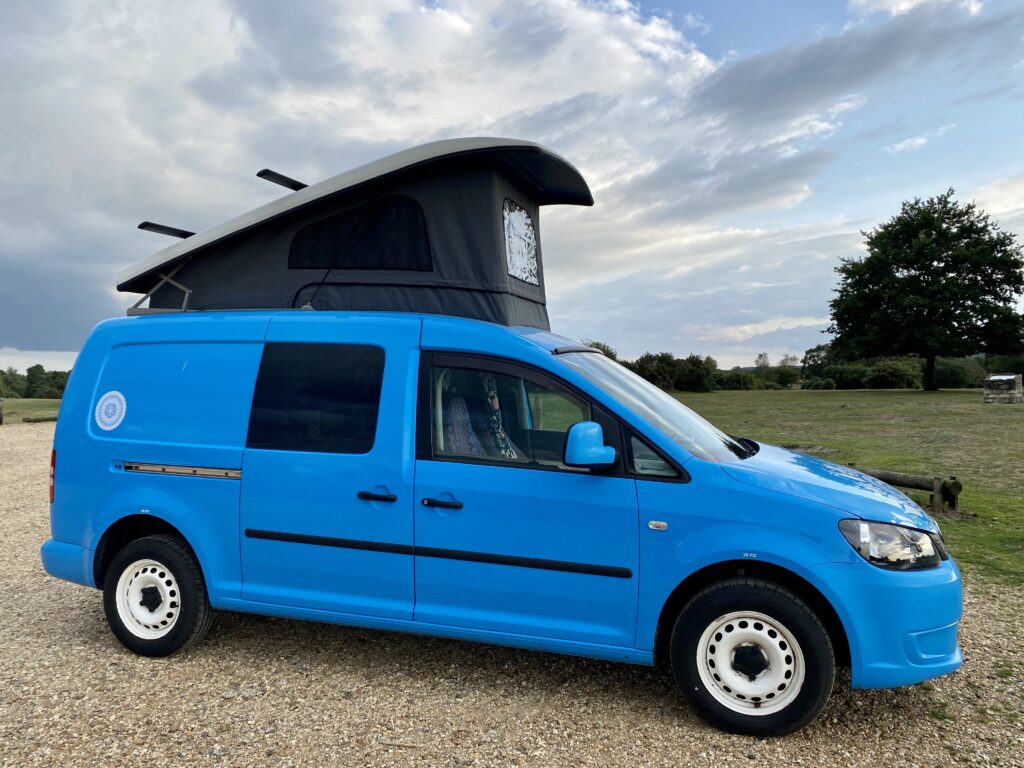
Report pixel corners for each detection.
[114,558,182,640]
[696,610,806,716]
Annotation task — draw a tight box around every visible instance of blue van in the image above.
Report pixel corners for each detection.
[40,140,962,735]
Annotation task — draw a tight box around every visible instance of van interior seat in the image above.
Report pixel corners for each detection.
[442,395,486,457]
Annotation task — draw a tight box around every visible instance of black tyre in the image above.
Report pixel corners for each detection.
[670,578,834,736]
[102,534,214,657]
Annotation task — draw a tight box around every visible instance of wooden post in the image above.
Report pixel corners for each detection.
[944,476,960,512]
[846,464,963,515]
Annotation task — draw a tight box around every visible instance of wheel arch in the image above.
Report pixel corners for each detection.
[93,514,201,588]
[653,560,850,669]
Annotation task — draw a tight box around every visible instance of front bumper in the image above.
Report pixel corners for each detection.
[808,559,963,689]
[40,539,95,588]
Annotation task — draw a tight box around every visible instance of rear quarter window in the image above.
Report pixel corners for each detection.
[246,343,385,454]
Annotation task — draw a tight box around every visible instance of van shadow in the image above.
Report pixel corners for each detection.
[204,609,683,712]
[214,613,949,735]
[71,603,951,739]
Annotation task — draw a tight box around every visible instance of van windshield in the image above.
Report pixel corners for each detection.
[559,352,748,463]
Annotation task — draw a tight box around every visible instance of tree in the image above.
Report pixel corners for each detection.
[24,364,47,398]
[581,340,618,361]
[631,352,677,390]
[775,365,800,389]
[863,359,922,389]
[754,352,771,370]
[801,344,833,380]
[674,354,717,392]
[829,189,1024,390]
[716,370,759,390]
[778,353,800,368]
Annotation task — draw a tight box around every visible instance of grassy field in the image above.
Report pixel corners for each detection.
[676,389,1024,586]
[0,398,61,423]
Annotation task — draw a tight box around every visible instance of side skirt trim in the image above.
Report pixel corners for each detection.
[244,529,632,579]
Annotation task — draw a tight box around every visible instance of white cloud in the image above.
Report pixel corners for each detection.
[884,135,929,153]
[849,0,982,16]
[0,0,1021,364]
[681,13,711,35]
[974,174,1024,219]
[702,316,833,344]
[0,349,78,373]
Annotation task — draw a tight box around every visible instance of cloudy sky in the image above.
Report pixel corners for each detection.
[2,0,1023,370]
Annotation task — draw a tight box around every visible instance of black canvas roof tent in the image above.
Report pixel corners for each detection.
[117,137,594,330]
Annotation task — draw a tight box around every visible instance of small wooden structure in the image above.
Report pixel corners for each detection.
[983,374,1022,404]
[848,464,963,516]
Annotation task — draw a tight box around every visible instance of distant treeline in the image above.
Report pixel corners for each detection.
[585,341,1022,393]
[0,366,70,399]
[4,344,1020,400]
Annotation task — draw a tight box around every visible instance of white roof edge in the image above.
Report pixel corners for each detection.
[117,137,580,289]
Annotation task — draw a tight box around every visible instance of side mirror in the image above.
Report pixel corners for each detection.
[564,421,616,469]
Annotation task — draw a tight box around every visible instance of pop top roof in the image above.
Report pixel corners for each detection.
[117,137,592,295]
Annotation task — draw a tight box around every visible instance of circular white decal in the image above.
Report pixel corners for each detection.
[95,390,127,431]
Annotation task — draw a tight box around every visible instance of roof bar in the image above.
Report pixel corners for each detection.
[256,168,308,191]
[138,221,195,239]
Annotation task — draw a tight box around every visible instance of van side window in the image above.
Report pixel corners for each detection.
[432,363,588,470]
[247,343,384,454]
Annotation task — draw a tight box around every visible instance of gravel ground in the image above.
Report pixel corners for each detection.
[2,422,1023,767]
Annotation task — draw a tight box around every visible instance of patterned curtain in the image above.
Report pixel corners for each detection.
[480,372,520,460]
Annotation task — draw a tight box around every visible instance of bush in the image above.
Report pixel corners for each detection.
[673,354,717,392]
[934,357,987,388]
[801,376,837,390]
[822,363,871,389]
[581,340,618,361]
[630,352,677,390]
[716,371,759,390]
[761,381,784,390]
[774,366,800,389]
[864,359,922,389]
[985,353,1024,375]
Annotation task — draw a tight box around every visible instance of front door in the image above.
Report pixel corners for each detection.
[413,354,639,647]
[239,314,420,619]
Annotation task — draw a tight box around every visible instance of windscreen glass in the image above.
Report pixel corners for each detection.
[559,352,748,463]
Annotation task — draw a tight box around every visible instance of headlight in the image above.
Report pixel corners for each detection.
[839,519,948,570]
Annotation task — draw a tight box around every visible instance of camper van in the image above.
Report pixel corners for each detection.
[41,139,962,736]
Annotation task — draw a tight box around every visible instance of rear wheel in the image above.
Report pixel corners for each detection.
[670,578,834,736]
[102,534,213,656]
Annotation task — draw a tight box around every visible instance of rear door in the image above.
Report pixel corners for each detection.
[239,314,420,619]
[413,353,639,647]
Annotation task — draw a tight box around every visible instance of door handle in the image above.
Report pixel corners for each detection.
[357,491,398,503]
[421,497,463,510]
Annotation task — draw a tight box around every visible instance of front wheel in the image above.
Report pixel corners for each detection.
[102,534,213,657]
[670,578,834,736]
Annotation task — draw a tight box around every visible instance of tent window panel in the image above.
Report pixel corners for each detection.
[503,198,539,285]
[288,195,432,271]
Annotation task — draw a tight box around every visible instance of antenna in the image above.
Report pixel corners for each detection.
[257,169,308,191]
[138,221,195,239]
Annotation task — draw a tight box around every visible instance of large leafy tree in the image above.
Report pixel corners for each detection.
[829,189,1024,390]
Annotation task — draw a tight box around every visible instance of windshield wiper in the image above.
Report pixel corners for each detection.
[729,436,759,459]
